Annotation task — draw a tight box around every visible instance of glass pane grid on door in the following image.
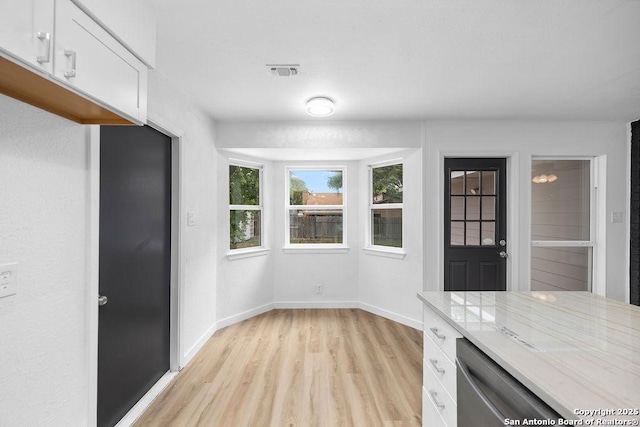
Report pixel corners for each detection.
[450,170,497,247]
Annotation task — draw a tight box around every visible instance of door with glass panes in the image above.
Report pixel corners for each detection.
[444,158,507,291]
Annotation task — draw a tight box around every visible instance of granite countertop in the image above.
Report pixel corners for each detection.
[418,291,640,422]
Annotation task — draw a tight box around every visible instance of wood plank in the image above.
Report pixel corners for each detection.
[134,309,423,427]
[0,56,133,125]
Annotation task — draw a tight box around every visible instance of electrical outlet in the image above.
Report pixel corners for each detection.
[316,283,324,294]
[0,263,18,298]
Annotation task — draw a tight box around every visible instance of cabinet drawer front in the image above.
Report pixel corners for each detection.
[54,0,146,122]
[422,386,447,427]
[424,362,457,427]
[424,306,462,363]
[424,334,457,402]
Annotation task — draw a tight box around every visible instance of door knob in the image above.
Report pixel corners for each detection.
[499,251,508,259]
[98,295,109,306]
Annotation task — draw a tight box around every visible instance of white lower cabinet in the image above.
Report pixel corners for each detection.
[423,386,447,427]
[423,306,462,427]
[424,332,457,399]
[424,359,457,427]
[53,0,147,123]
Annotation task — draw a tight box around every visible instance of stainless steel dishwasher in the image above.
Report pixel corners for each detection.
[456,338,563,426]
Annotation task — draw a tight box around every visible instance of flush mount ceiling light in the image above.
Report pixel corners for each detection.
[306,97,335,117]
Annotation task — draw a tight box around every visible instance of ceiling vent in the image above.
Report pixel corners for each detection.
[267,64,299,77]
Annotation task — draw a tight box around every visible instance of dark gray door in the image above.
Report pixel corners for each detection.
[98,125,172,427]
[444,158,507,291]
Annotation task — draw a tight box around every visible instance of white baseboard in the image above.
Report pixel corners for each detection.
[216,302,275,330]
[274,301,359,309]
[182,322,217,367]
[358,302,422,330]
[115,370,178,427]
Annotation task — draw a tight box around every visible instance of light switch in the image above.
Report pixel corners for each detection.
[611,211,624,224]
[187,211,196,226]
[0,263,18,298]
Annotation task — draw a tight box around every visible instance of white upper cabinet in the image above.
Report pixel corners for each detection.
[70,0,157,68]
[0,0,54,73]
[0,0,150,124]
[53,0,147,123]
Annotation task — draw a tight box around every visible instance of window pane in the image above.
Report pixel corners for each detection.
[230,210,261,249]
[450,222,464,246]
[290,170,343,205]
[531,246,591,291]
[289,209,343,244]
[482,171,496,195]
[531,160,590,241]
[466,222,480,245]
[466,197,480,220]
[481,222,495,245]
[372,164,403,204]
[372,209,402,248]
[482,196,495,220]
[466,171,480,195]
[451,197,465,220]
[450,171,465,195]
[229,165,259,205]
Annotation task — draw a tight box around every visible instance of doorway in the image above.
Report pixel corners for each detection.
[98,125,172,427]
[444,158,507,291]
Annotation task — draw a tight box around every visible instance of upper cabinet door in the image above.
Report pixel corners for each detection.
[0,0,54,73]
[53,0,147,123]
[70,0,157,68]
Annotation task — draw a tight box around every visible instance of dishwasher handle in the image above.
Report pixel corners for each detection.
[457,356,506,422]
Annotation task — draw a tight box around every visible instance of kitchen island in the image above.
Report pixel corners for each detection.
[418,291,640,426]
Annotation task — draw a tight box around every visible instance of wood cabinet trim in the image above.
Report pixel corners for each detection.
[0,56,133,125]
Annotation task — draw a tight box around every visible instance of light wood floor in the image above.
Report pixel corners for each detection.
[134,309,423,427]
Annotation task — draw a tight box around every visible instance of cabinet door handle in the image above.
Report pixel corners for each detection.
[428,390,445,409]
[64,50,77,78]
[430,327,446,340]
[429,358,445,374]
[36,32,51,64]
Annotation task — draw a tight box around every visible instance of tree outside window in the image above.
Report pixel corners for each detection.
[229,164,262,250]
[370,163,403,248]
[286,168,345,246]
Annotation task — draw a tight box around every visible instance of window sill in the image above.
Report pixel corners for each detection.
[363,247,406,260]
[282,246,350,254]
[226,247,270,260]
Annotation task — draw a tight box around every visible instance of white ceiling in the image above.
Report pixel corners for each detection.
[154,0,640,122]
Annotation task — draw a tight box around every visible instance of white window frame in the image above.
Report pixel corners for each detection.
[284,166,347,251]
[365,159,405,258]
[228,160,266,258]
[530,156,598,292]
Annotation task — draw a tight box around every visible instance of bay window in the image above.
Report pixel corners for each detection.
[286,167,345,247]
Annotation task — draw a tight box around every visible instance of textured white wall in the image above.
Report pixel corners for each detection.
[216,151,275,325]
[0,94,89,426]
[423,121,629,301]
[273,160,361,305]
[215,120,423,149]
[147,70,219,364]
[358,149,424,328]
